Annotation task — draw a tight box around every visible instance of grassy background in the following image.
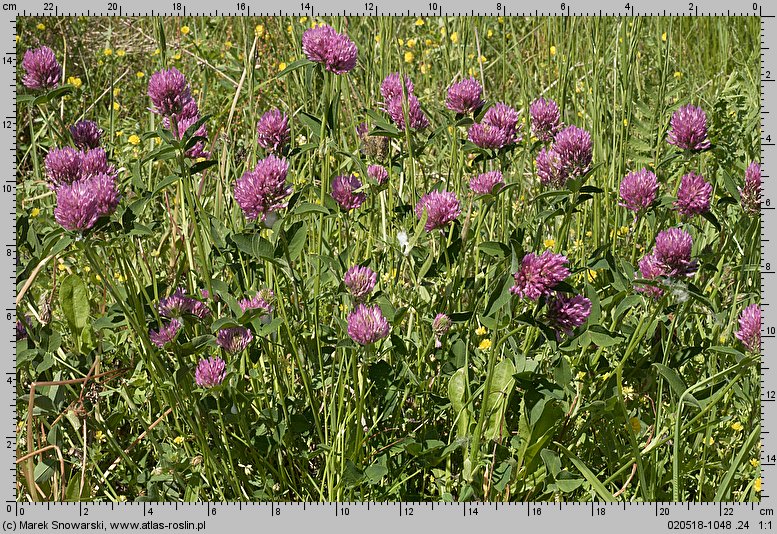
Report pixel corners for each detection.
[15,16,761,502]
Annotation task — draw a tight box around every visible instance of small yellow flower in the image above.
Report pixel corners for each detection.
[15,35,19,43]
[706,436,715,446]
[181,25,190,35]
[255,24,265,38]
[623,118,629,126]
[116,49,125,57]
[575,371,586,381]
[498,16,504,24]
[153,48,161,56]
[278,62,287,72]
[420,63,430,75]
[136,71,145,78]
[617,225,630,237]
[550,45,556,56]
[83,266,90,273]
[299,16,308,24]
[128,134,140,146]
[756,478,762,492]
[173,436,185,445]
[115,130,124,137]
[475,326,487,336]
[30,208,40,218]
[415,17,424,26]
[586,269,598,283]
[67,76,82,89]
[487,29,493,38]
[719,334,727,344]
[731,421,744,432]
[425,38,432,46]
[286,24,293,35]
[113,87,121,97]
[398,38,405,46]
[374,35,381,43]
[543,238,556,249]
[661,32,667,42]
[407,38,416,48]
[751,458,760,468]
[674,71,683,79]
[629,417,641,433]
[104,48,113,56]
[112,102,120,111]
[478,339,492,351]
[225,41,232,48]
[404,51,414,63]
[95,430,107,443]
[478,55,487,64]
[173,52,182,61]
[450,31,459,44]
[36,23,45,31]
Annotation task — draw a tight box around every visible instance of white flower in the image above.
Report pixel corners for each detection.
[397,230,411,255]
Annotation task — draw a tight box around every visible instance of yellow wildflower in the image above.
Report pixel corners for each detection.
[153,48,161,56]
[756,478,762,492]
[661,32,667,42]
[104,48,113,56]
[623,118,629,126]
[550,45,556,56]
[128,134,140,146]
[256,24,265,37]
[95,430,107,443]
[181,25,190,35]
[478,339,492,351]
[404,51,414,63]
[36,23,45,31]
[420,63,430,75]
[67,76,82,89]
[751,458,760,468]
[113,87,120,97]
[407,38,416,48]
[544,238,556,249]
[415,18,424,26]
[731,421,744,432]
[299,16,308,24]
[136,71,145,78]
[173,436,185,445]
[30,208,40,218]
[475,326,487,336]
[674,71,683,79]
[112,102,120,111]
[450,31,459,44]
[116,50,125,57]
[487,29,493,38]
[278,62,287,72]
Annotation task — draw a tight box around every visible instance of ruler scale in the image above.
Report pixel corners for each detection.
[5,0,774,532]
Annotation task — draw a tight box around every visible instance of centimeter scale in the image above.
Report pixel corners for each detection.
[4,0,774,532]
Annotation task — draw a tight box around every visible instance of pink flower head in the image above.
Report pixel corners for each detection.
[22,46,61,90]
[653,227,697,278]
[386,94,430,131]
[158,288,212,320]
[149,318,182,348]
[468,123,510,149]
[552,125,592,178]
[256,109,291,153]
[432,312,452,348]
[147,67,192,117]
[302,24,357,74]
[529,97,561,142]
[331,175,367,211]
[344,265,377,300]
[619,168,659,213]
[667,104,711,151]
[415,190,460,231]
[347,304,390,345]
[469,170,504,195]
[446,77,484,115]
[69,120,102,150]
[234,155,292,222]
[546,294,592,336]
[482,103,521,145]
[54,173,119,232]
[239,289,274,315]
[535,147,565,187]
[675,172,712,216]
[635,252,665,298]
[367,164,389,185]
[45,147,82,189]
[380,72,414,102]
[735,303,761,353]
[216,326,254,354]
[195,356,226,388]
[510,250,570,300]
[740,162,761,215]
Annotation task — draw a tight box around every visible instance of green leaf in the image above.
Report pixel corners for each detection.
[292,202,330,217]
[59,274,89,336]
[479,241,510,258]
[653,363,700,408]
[483,359,516,441]
[555,442,616,501]
[277,58,313,78]
[448,367,469,438]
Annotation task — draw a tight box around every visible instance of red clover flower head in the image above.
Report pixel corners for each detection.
[22,46,61,90]
[195,356,226,388]
[415,190,460,231]
[233,155,292,223]
[510,250,570,300]
[386,94,430,131]
[482,102,521,144]
[735,303,761,353]
[256,109,291,153]
[469,170,504,195]
[302,24,357,74]
[666,104,711,151]
[147,67,192,117]
[216,326,254,354]
[468,123,510,149]
[239,289,274,315]
[636,252,665,298]
[344,265,377,300]
[529,97,561,142]
[45,147,82,189]
[546,294,592,336]
[54,173,119,232]
[331,175,367,211]
[367,164,389,185]
[675,172,712,216]
[69,120,102,150]
[535,147,565,187]
[380,72,414,102]
[149,318,182,348]
[619,168,659,214]
[653,227,697,278]
[552,125,592,178]
[446,77,484,115]
[347,304,390,345]
[432,313,452,348]
[740,162,761,215]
